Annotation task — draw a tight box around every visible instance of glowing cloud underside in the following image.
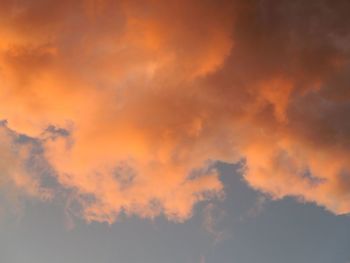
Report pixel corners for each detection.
[0,0,350,223]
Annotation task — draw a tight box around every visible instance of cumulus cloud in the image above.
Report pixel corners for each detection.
[0,122,51,203]
[0,0,349,223]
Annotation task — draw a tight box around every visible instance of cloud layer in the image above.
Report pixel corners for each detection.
[0,0,349,222]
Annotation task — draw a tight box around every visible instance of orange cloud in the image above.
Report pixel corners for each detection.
[0,123,51,203]
[0,0,349,223]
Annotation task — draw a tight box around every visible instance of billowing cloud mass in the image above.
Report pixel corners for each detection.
[0,0,349,223]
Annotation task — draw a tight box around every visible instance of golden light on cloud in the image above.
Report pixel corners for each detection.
[0,0,349,223]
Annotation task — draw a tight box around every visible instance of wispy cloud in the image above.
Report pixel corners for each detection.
[202,203,227,244]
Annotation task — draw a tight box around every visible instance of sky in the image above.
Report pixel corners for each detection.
[0,0,350,262]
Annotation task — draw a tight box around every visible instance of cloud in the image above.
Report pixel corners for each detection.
[0,0,349,223]
[0,122,51,204]
[202,203,227,244]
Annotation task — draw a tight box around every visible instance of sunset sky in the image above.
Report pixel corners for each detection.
[0,0,350,262]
